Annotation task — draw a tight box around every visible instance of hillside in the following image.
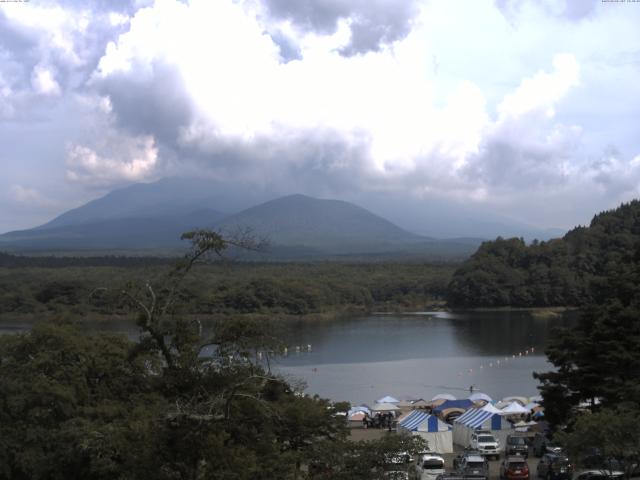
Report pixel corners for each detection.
[215,194,423,250]
[447,200,640,307]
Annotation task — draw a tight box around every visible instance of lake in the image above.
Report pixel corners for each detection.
[275,310,576,404]
[0,310,575,405]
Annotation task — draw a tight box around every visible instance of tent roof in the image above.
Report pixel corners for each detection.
[348,406,371,416]
[432,399,473,413]
[502,402,529,414]
[432,393,457,401]
[372,402,401,411]
[376,395,400,404]
[502,396,529,406]
[398,410,450,432]
[481,403,503,415]
[469,392,492,403]
[455,408,494,428]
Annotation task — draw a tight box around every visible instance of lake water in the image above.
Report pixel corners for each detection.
[0,310,575,405]
[275,311,576,404]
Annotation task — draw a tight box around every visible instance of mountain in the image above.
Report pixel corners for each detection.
[1,209,226,251]
[216,194,422,249]
[0,182,481,258]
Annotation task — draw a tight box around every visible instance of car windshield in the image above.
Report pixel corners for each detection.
[478,436,495,442]
[509,437,526,445]
[423,460,444,470]
[467,462,485,469]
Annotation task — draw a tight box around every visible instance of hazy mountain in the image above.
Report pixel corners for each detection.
[1,209,225,251]
[0,183,480,258]
[215,194,422,249]
[0,176,563,257]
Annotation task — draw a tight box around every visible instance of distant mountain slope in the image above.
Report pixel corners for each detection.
[0,209,225,251]
[215,194,424,251]
[447,200,640,307]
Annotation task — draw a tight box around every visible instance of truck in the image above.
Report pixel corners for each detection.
[470,430,500,460]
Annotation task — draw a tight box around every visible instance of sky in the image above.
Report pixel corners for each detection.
[1,0,640,235]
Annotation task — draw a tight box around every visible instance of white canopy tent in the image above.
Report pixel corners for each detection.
[432,393,456,401]
[469,392,492,403]
[376,395,400,404]
[501,402,529,415]
[372,402,401,413]
[397,410,453,453]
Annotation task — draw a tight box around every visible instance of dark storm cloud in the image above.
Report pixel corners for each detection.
[463,139,569,190]
[92,61,194,142]
[262,0,420,56]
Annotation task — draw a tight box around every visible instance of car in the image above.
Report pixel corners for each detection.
[574,470,625,480]
[470,430,501,460]
[537,453,574,480]
[532,433,562,458]
[415,452,446,480]
[500,456,531,480]
[506,434,529,458]
[435,474,465,480]
[454,449,483,470]
[456,454,489,480]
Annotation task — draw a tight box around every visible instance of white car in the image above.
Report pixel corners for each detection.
[470,431,500,460]
[415,452,446,480]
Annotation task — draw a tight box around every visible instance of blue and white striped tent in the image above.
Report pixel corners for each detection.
[452,406,512,448]
[397,410,453,453]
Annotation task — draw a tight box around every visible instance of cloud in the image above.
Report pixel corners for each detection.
[495,0,599,23]
[261,0,420,56]
[7,185,60,210]
[31,63,61,96]
[66,134,160,187]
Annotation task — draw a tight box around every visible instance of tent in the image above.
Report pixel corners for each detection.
[452,407,513,448]
[501,396,529,406]
[501,402,529,415]
[376,395,400,404]
[432,393,456,401]
[469,392,492,403]
[397,410,453,453]
[372,402,401,413]
[439,408,466,423]
[432,399,474,414]
[524,402,540,411]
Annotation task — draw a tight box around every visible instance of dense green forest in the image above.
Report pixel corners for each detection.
[0,253,454,321]
[447,200,640,307]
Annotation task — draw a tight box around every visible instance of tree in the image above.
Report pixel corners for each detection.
[556,408,640,477]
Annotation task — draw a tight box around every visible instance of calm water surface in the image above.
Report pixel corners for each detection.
[275,311,576,404]
[0,310,575,405]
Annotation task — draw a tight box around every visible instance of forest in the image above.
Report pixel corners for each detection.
[0,252,454,323]
[447,200,640,308]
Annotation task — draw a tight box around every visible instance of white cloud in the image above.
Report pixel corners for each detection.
[66,134,159,187]
[31,64,61,96]
[7,184,59,210]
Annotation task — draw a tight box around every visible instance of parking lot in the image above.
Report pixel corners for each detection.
[441,449,537,480]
